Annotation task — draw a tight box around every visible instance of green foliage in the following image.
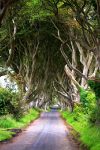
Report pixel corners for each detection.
[88,80,100,123]
[80,88,96,113]
[0,116,19,128]
[0,129,14,141]
[88,80,100,100]
[0,87,21,117]
[79,88,100,123]
[89,106,100,124]
[0,88,13,115]
[91,144,100,150]
[62,111,100,150]
[0,109,39,141]
[62,88,100,149]
[19,109,39,125]
[0,109,39,129]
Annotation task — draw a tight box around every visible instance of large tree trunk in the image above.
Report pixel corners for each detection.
[71,40,80,102]
[64,64,81,89]
[76,42,93,88]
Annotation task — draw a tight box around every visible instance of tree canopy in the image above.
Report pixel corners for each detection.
[0,0,100,119]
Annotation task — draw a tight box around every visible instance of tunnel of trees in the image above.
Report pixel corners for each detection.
[0,0,100,125]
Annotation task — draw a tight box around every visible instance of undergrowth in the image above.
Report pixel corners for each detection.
[0,129,15,141]
[61,89,100,150]
[0,109,39,141]
[62,111,100,150]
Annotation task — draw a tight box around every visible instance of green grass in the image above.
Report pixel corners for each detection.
[0,129,15,141]
[0,109,39,141]
[62,111,100,150]
[0,116,20,128]
[19,109,39,125]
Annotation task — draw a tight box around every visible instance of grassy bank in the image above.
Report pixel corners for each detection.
[0,109,39,141]
[62,111,100,150]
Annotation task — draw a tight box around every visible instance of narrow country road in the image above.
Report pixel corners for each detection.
[0,112,81,150]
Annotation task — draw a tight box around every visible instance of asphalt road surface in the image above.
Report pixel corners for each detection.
[0,111,80,150]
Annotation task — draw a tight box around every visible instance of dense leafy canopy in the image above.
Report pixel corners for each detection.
[0,0,100,123]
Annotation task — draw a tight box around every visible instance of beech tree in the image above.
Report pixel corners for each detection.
[0,0,99,112]
[41,0,99,111]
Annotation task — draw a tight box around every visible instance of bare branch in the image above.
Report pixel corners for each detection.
[54,80,70,98]
[60,43,87,80]
[53,82,71,101]
[51,19,88,80]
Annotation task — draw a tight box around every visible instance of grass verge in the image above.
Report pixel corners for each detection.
[0,129,15,141]
[0,109,39,141]
[61,111,100,150]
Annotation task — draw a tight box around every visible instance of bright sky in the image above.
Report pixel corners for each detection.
[0,76,7,87]
[0,75,18,91]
